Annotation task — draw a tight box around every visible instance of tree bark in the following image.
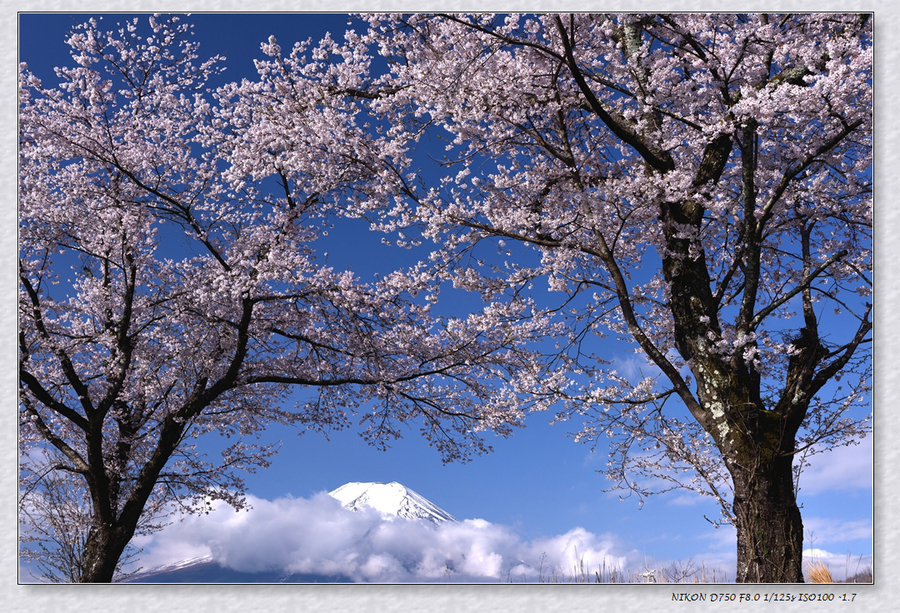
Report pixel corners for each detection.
[660,192,808,582]
[730,436,805,583]
[81,523,133,583]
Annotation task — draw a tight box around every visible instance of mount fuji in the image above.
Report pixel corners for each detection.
[329,481,458,524]
[125,481,456,583]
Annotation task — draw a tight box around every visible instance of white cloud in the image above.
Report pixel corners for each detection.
[613,354,659,382]
[803,517,873,546]
[127,490,873,584]
[802,548,873,582]
[131,492,636,583]
[667,493,705,506]
[796,436,873,496]
[612,349,691,385]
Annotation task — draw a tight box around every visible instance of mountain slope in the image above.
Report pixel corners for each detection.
[328,481,458,524]
[125,481,456,583]
[126,555,351,583]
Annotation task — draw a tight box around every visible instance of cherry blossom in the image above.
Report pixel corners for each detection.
[324,13,871,583]
[20,13,872,584]
[18,15,555,582]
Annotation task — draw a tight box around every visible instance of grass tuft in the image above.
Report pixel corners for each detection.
[806,560,834,583]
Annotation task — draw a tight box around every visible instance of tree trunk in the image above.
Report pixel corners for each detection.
[80,523,133,583]
[730,444,805,583]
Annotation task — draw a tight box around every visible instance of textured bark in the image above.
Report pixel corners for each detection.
[81,524,133,583]
[731,447,805,583]
[658,176,808,582]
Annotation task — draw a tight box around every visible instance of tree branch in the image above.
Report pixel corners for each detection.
[553,15,675,173]
[749,249,848,329]
[809,303,872,396]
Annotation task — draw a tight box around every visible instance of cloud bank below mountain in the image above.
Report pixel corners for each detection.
[131,492,637,583]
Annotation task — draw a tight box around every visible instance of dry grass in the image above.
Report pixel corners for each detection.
[513,551,869,584]
[805,553,873,584]
[523,552,728,583]
[843,566,873,583]
[805,560,834,583]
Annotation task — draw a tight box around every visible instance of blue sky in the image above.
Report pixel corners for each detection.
[17,12,874,583]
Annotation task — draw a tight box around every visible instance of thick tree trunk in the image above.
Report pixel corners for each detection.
[730,443,805,583]
[80,523,133,583]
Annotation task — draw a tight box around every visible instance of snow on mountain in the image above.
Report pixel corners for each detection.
[129,554,214,580]
[329,481,458,525]
[125,481,456,583]
[126,554,350,584]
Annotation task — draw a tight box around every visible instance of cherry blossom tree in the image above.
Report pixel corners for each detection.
[18,449,145,582]
[294,13,869,582]
[18,15,555,583]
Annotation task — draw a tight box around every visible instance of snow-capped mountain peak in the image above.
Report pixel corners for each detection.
[126,554,215,582]
[328,481,457,524]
